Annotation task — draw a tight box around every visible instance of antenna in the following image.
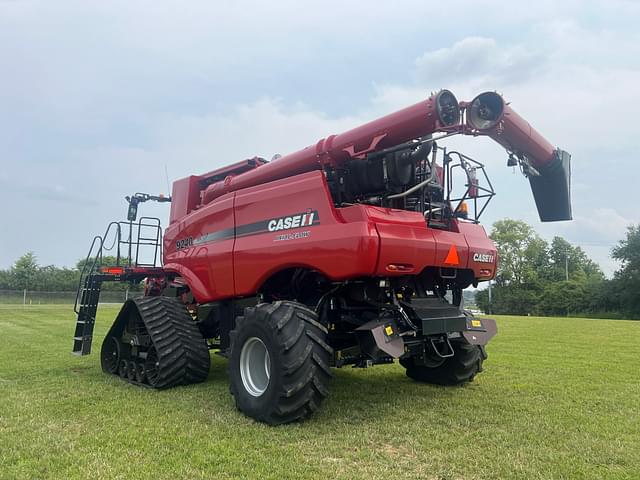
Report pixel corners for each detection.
[164,164,171,195]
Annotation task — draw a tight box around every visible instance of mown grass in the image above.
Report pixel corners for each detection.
[0,305,638,480]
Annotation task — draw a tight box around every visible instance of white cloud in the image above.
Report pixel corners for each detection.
[1,1,639,275]
[414,37,543,88]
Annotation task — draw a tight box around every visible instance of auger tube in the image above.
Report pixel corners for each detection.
[465,91,572,221]
[201,90,461,205]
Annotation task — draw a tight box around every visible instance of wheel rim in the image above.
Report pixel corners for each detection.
[135,363,146,383]
[145,347,160,386]
[118,360,128,378]
[102,337,120,374]
[239,337,271,397]
[127,361,137,381]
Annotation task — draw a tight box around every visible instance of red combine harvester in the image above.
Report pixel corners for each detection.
[72,90,571,424]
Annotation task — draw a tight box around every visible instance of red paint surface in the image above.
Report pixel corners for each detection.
[162,172,497,303]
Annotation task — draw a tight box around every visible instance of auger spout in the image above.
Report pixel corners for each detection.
[465,92,572,222]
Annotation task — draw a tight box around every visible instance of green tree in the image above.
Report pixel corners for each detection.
[548,237,603,282]
[538,280,588,316]
[0,269,11,289]
[10,252,39,290]
[610,224,640,317]
[490,219,549,286]
[76,255,126,272]
[36,265,79,291]
[477,219,608,317]
[476,285,539,316]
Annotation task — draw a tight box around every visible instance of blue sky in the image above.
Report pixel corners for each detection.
[1,0,639,275]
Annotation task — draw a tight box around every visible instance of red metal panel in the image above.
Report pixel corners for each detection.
[233,171,379,297]
[164,194,235,302]
[458,221,498,280]
[169,175,201,224]
[431,230,469,269]
[374,222,437,275]
[369,212,497,278]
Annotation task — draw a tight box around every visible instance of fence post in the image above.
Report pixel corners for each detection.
[23,289,26,305]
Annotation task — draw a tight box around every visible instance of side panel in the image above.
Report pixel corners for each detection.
[374,225,470,275]
[458,221,498,280]
[169,175,201,225]
[233,171,379,297]
[370,208,495,279]
[163,194,236,302]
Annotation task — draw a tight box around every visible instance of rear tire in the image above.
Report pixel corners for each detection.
[400,342,487,386]
[228,301,333,425]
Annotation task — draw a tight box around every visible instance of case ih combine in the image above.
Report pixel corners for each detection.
[72,90,571,424]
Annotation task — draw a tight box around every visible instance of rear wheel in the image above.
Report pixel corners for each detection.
[400,342,487,386]
[228,301,333,425]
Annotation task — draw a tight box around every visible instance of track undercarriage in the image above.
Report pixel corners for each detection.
[100,296,210,389]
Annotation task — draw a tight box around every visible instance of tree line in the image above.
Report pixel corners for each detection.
[475,219,640,319]
[0,253,131,292]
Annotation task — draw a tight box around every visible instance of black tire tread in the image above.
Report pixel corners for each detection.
[401,343,486,386]
[229,301,332,425]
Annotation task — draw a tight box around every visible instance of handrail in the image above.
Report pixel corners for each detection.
[74,218,165,313]
[73,222,122,313]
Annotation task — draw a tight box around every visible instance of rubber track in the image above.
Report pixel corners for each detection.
[104,297,210,389]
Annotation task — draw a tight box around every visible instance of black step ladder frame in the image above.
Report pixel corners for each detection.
[72,218,164,356]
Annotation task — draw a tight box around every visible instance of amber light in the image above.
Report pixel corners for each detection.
[101,266,125,275]
[386,264,415,273]
[455,201,469,219]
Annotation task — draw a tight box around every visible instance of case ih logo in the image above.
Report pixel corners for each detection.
[473,252,495,263]
[267,210,319,232]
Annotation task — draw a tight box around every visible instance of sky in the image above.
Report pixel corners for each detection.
[1,0,639,276]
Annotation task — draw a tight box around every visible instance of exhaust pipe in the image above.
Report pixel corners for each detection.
[466,92,572,222]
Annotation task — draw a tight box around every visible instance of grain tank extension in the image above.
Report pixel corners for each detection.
[72,90,571,424]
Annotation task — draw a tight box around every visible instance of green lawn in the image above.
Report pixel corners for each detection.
[0,306,638,480]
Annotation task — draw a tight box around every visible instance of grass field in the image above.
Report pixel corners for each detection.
[0,306,639,480]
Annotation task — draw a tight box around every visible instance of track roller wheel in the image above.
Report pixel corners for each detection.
[127,361,137,381]
[228,301,333,425]
[118,360,129,378]
[101,337,120,374]
[134,363,146,383]
[144,347,160,386]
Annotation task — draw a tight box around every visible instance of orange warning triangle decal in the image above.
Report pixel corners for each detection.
[444,244,460,265]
